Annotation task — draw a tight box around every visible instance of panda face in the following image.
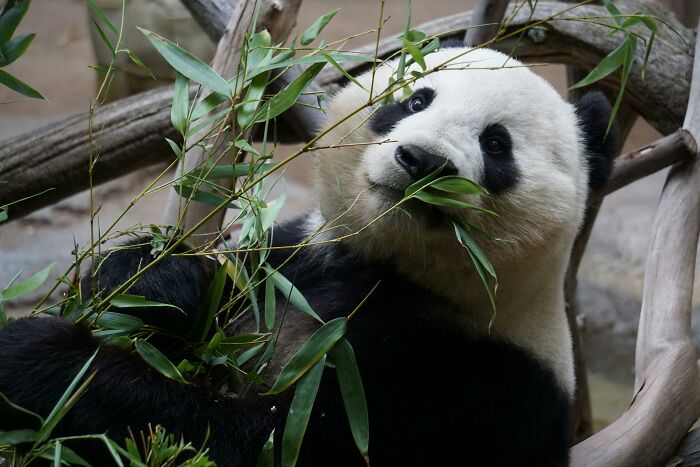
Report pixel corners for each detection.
[314,47,589,271]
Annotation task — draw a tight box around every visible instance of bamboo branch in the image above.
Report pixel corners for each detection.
[162,0,304,246]
[464,0,511,45]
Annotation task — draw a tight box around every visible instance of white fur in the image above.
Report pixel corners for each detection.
[309,47,591,396]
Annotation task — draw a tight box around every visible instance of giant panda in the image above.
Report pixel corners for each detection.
[0,46,616,467]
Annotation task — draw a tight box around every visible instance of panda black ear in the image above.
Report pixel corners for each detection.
[575,91,619,190]
[440,37,467,49]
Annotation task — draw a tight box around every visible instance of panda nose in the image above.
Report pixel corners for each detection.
[394,145,458,180]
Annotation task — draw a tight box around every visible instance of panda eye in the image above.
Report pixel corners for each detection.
[484,137,506,154]
[408,95,426,113]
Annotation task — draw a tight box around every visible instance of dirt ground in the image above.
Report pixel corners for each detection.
[0,0,696,431]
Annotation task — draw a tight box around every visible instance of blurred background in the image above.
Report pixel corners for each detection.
[0,0,697,432]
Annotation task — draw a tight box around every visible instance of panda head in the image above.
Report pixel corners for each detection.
[313,46,616,289]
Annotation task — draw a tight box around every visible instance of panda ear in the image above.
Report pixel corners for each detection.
[574,91,619,190]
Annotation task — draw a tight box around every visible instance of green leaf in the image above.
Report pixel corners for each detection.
[90,17,115,55]
[111,294,183,312]
[192,91,228,121]
[319,51,365,89]
[427,176,487,195]
[92,312,144,331]
[607,37,636,135]
[185,163,274,182]
[191,262,228,342]
[42,443,90,466]
[402,38,426,70]
[264,276,276,330]
[411,191,497,215]
[256,434,275,467]
[281,355,326,467]
[253,62,326,123]
[174,184,236,209]
[165,137,182,158]
[135,339,188,383]
[252,51,372,76]
[602,0,624,25]
[266,318,345,395]
[453,223,496,278]
[139,28,231,96]
[84,0,118,36]
[171,72,189,136]
[0,68,43,99]
[238,70,268,129]
[36,349,99,443]
[570,38,629,90]
[260,192,286,232]
[2,263,53,301]
[126,49,155,79]
[300,9,339,46]
[0,208,7,223]
[0,0,30,46]
[329,339,368,455]
[0,33,34,66]
[263,266,323,323]
[0,428,36,444]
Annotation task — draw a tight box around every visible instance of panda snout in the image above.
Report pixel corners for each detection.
[394,145,457,181]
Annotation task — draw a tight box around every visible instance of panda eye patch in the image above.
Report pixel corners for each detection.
[369,87,435,135]
[480,124,512,156]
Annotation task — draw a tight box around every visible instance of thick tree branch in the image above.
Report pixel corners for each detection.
[570,18,700,467]
[464,0,511,45]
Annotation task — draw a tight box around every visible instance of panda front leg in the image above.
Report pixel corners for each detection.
[0,239,280,467]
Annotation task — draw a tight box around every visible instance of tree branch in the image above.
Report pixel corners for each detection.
[570,17,700,466]
[464,0,511,45]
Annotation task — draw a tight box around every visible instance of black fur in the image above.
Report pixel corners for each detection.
[0,219,571,467]
[0,317,276,466]
[81,238,213,340]
[480,123,520,194]
[369,88,436,135]
[575,91,618,190]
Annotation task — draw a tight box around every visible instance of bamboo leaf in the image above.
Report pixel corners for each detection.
[36,350,99,443]
[0,68,43,99]
[84,0,118,36]
[253,62,326,123]
[402,38,426,70]
[139,28,231,96]
[135,339,187,383]
[266,318,346,395]
[319,51,365,89]
[602,0,624,25]
[453,222,496,278]
[171,72,189,136]
[300,9,339,46]
[281,355,326,467]
[0,0,30,45]
[0,429,36,444]
[1,263,54,301]
[238,71,268,129]
[569,39,627,90]
[411,191,497,215]
[90,17,115,55]
[329,339,369,455]
[92,312,145,331]
[0,33,34,66]
[264,277,276,330]
[191,262,228,342]
[428,176,487,195]
[252,51,372,76]
[263,266,323,323]
[111,294,183,312]
[126,49,155,79]
[186,163,275,182]
[174,184,237,209]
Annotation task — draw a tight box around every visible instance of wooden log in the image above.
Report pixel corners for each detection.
[163,0,304,246]
[0,86,178,219]
[464,0,511,45]
[570,18,700,467]
[316,0,694,136]
[0,1,693,220]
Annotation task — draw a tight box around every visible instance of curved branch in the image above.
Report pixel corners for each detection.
[317,0,695,135]
[571,17,700,467]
